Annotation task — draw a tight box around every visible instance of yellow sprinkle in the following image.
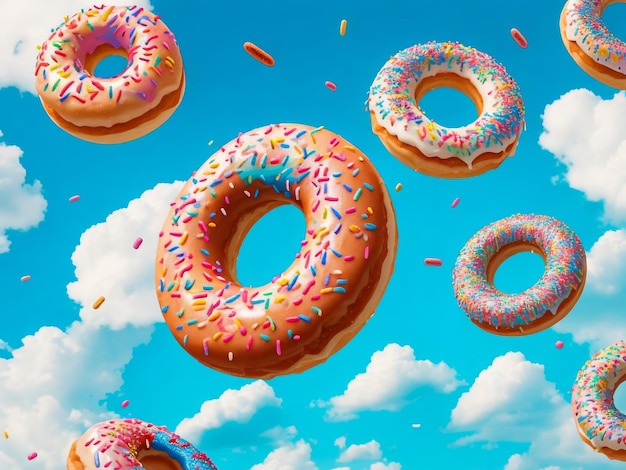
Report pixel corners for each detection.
[191,299,206,306]
[271,138,284,148]
[209,162,219,169]
[36,44,41,50]
[160,267,167,277]
[208,222,216,228]
[598,44,609,57]
[93,296,105,309]
[3,430,7,438]
[276,278,289,286]
[274,295,286,303]
[367,207,373,214]
[179,232,189,245]
[212,332,223,341]
[395,183,402,192]
[349,225,360,233]
[323,207,328,219]
[340,19,347,36]
[208,311,221,321]
[344,144,356,152]
[235,317,242,329]
[101,5,115,21]
[198,186,208,192]
[294,145,303,154]
[165,55,175,64]
[64,15,69,22]
[58,70,72,78]
[320,288,333,294]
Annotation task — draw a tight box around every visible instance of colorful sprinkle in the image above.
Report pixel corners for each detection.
[133,237,143,249]
[93,296,105,309]
[20,275,31,282]
[69,195,80,203]
[243,41,275,66]
[339,19,347,36]
[325,80,337,91]
[424,258,442,267]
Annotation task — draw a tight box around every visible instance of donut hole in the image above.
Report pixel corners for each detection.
[235,204,306,288]
[602,2,626,43]
[491,250,546,294]
[414,73,481,128]
[613,379,626,414]
[84,43,129,79]
[138,452,183,470]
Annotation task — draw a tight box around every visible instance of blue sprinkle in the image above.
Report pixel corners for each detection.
[298,314,312,322]
[260,334,270,341]
[161,305,169,313]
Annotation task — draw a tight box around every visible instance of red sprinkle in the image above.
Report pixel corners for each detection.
[121,399,130,408]
[424,258,443,267]
[325,80,337,91]
[451,197,460,208]
[69,195,80,203]
[27,453,37,461]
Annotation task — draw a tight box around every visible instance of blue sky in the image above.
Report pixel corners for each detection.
[2,0,626,469]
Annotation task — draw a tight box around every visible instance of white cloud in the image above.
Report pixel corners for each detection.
[370,463,401,470]
[251,439,318,470]
[175,381,283,443]
[337,440,382,463]
[0,0,152,93]
[334,436,347,449]
[66,182,184,329]
[261,425,298,445]
[539,89,626,224]
[321,343,465,421]
[585,229,626,294]
[0,181,181,469]
[448,352,623,469]
[0,140,47,253]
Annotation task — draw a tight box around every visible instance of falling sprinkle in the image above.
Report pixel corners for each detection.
[20,275,31,282]
[69,195,80,203]
[27,453,37,461]
[451,197,460,208]
[412,424,421,429]
[93,296,105,309]
[424,258,442,267]
[208,140,214,146]
[243,41,275,66]
[325,80,337,92]
[510,28,528,48]
[555,340,564,349]
[395,183,402,192]
[121,399,130,408]
[3,430,8,439]
[133,237,143,249]
[339,19,347,36]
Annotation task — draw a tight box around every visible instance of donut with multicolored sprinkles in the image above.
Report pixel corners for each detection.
[155,124,398,379]
[35,5,185,144]
[561,0,626,89]
[452,214,586,336]
[66,418,218,469]
[572,340,626,461]
[369,41,525,178]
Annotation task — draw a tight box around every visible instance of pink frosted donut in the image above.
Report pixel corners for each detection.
[35,5,185,143]
[66,418,218,469]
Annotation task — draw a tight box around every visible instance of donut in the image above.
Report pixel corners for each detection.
[35,5,185,144]
[155,123,397,379]
[368,41,525,179]
[572,340,626,461]
[66,418,218,469]
[452,214,586,335]
[560,0,626,89]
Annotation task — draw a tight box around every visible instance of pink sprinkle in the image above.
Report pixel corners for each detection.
[133,238,143,249]
[20,275,31,282]
[276,339,281,355]
[121,399,130,408]
[555,340,564,349]
[325,81,337,91]
[27,453,37,461]
[69,195,80,203]
[451,197,460,208]
[424,258,442,267]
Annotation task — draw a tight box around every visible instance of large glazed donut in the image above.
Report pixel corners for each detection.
[368,42,525,179]
[155,124,397,379]
[35,5,185,144]
[572,340,626,461]
[561,0,626,89]
[67,418,218,469]
[452,214,586,335]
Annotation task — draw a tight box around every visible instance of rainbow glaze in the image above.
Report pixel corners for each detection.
[35,5,183,127]
[564,0,626,75]
[368,42,525,168]
[72,418,218,469]
[156,124,394,378]
[452,214,586,330]
[572,341,626,451]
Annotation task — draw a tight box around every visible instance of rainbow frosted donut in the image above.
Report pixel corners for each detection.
[155,123,398,379]
[66,418,218,469]
[368,41,525,179]
[572,340,626,461]
[561,0,626,89]
[452,214,586,335]
[35,5,185,144]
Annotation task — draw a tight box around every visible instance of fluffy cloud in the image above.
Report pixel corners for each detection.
[175,381,283,443]
[0,181,181,469]
[539,89,626,224]
[370,463,401,470]
[448,352,623,469]
[67,182,183,329]
[321,343,465,421]
[0,0,152,93]
[337,440,382,463]
[0,138,47,253]
[585,229,626,294]
[250,440,318,470]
